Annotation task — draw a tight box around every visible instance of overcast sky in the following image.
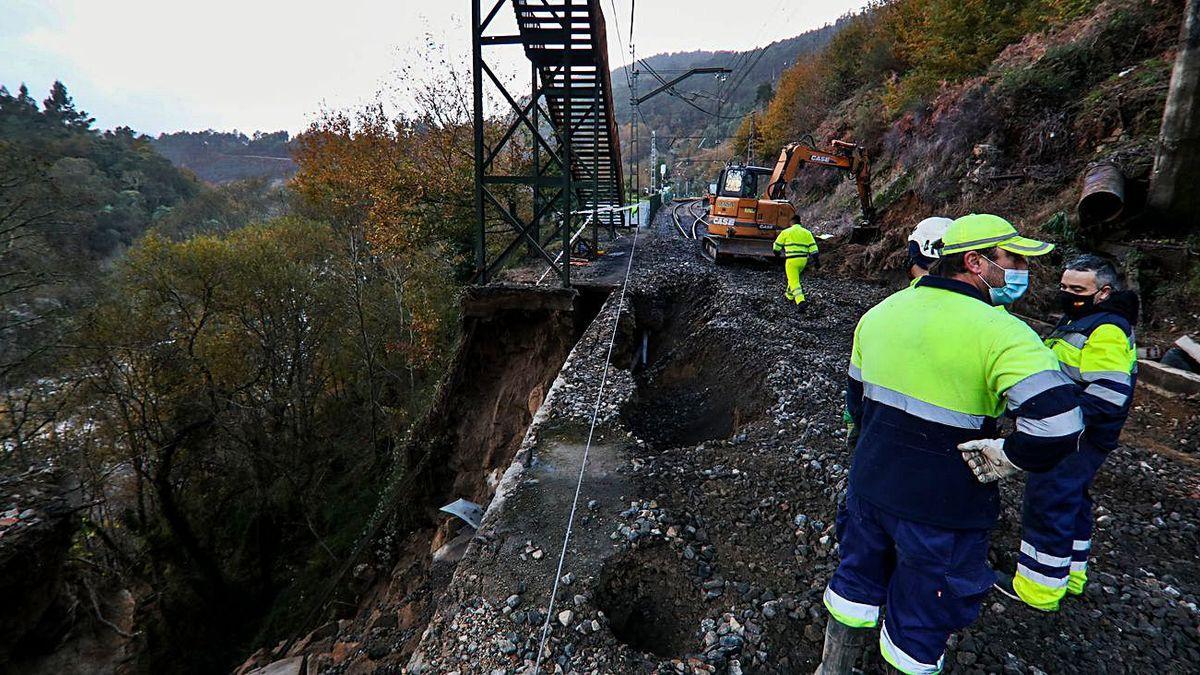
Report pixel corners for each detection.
[0,0,867,136]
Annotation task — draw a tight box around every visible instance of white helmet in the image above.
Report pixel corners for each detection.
[908,217,953,259]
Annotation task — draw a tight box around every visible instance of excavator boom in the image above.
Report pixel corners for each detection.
[702,137,876,261]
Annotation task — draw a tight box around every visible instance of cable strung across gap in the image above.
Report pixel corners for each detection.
[532,223,641,674]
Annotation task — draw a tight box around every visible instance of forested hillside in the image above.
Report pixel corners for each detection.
[1,82,200,258]
[152,130,296,184]
[1,75,479,673]
[618,0,1193,321]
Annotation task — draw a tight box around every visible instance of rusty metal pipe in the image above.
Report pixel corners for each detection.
[1077,163,1126,223]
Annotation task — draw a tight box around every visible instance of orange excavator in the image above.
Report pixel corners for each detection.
[702,136,875,261]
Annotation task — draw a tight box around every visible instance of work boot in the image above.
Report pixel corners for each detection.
[993,571,1058,612]
[813,619,873,674]
[992,571,1021,602]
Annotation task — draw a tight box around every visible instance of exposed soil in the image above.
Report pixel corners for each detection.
[233,285,607,674]
[624,280,773,451]
[595,544,705,658]
[1123,388,1200,460]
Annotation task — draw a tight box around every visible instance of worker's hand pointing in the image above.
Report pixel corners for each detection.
[958,438,1020,483]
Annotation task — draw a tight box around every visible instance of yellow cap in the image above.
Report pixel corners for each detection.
[939,213,1054,256]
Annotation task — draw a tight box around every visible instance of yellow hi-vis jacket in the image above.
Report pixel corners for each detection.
[773,224,818,259]
[846,275,1083,528]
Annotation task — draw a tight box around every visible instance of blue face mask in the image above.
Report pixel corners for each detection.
[979,256,1029,305]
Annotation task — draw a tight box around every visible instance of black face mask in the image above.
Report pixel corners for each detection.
[1059,290,1102,319]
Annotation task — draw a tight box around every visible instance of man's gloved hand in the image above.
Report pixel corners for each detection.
[773,248,782,257]
[958,438,1020,483]
[842,409,859,450]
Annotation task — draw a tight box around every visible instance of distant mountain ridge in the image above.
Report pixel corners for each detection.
[610,18,848,190]
[152,130,295,184]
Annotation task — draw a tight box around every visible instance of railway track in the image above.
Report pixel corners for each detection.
[669,199,708,240]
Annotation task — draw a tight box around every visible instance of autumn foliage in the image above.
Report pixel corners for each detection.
[290,99,475,367]
[744,0,1105,155]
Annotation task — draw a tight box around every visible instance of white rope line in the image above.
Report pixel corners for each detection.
[569,203,640,216]
[532,222,641,674]
[537,214,595,286]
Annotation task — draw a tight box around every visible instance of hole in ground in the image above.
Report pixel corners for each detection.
[593,545,703,658]
[623,284,772,449]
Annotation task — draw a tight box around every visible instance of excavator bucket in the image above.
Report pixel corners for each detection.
[849,223,879,245]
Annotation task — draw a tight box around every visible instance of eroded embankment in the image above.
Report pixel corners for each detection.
[235,283,610,674]
[400,212,1200,675]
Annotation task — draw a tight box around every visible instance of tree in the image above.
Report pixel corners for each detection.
[291,98,473,368]
[42,80,94,129]
[16,83,36,109]
[0,145,81,470]
[755,82,775,107]
[77,218,413,671]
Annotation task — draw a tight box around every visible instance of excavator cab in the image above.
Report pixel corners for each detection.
[703,165,793,261]
[716,167,763,199]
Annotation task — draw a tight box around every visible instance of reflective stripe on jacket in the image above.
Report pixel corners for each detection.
[1045,311,1136,450]
[773,224,818,259]
[846,276,1082,529]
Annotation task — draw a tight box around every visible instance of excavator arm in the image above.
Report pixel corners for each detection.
[764,138,875,224]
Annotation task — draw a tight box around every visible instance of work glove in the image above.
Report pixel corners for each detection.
[773,248,781,257]
[958,438,1020,483]
[842,409,859,450]
[810,252,822,270]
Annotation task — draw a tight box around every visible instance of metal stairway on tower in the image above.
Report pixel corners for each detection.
[472,0,625,287]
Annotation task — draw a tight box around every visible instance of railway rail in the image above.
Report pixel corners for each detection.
[669,198,708,240]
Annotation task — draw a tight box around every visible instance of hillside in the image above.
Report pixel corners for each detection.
[727,0,1195,331]
[152,129,296,184]
[1,79,475,674]
[0,82,201,260]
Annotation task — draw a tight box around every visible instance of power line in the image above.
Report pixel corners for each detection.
[607,0,634,91]
[637,59,744,121]
[716,0,789,115]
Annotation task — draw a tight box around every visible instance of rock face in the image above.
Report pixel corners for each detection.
[271,208,1200,673]
[0,471,79,663]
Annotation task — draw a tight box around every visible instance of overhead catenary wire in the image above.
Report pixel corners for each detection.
[532,222,641,674]
[715,0,792,121]
[609,0,635,93]
[638,58,750,121]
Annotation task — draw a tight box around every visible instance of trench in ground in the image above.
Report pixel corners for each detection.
[592,544,704,659]
[623,281,774,450]
[591,280,779,660]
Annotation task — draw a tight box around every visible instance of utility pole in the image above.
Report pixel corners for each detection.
[631,44,640,205]
[746,114,755,165]
[1149,0,1200,231]
[650,129,658,193]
